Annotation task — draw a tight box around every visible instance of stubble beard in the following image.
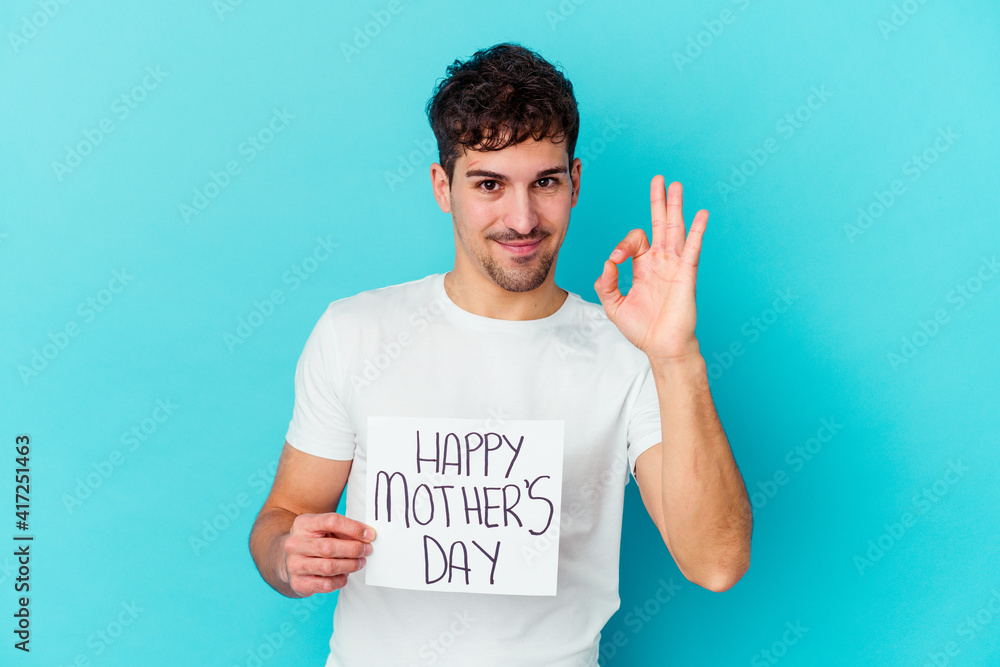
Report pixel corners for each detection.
[455,217,561,293]
[479,242,558,293]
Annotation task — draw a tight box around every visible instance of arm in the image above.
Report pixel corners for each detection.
[594,176,751,592]
[249,441,374,598]
[632,352,752,592]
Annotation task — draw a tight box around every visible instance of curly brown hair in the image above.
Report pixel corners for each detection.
[425,42,580,187]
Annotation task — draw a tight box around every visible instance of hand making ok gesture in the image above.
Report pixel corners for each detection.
[594,176,708,363]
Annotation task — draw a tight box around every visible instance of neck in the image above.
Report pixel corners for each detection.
[443,269,568,321]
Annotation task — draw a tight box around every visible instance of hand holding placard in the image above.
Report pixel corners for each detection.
[281,512,376,597]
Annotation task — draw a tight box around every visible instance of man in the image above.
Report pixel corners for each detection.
[249,42,751,666]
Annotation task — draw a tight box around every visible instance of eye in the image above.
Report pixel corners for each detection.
[478,180,500,192]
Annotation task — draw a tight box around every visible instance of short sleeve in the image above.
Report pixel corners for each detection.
[284,307,357,460]
[626,362,662,482]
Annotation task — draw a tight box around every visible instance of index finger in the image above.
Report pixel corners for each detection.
[298,512,376,541]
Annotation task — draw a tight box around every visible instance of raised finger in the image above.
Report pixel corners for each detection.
[649,175,667,252]
[663,180,686,256]
[680,209,709,278]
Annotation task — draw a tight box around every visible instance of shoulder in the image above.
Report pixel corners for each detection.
[321,273,439,323]
[302,274,441,358]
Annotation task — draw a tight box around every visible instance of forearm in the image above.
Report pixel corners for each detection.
[650,347,752,590]
[249,507,307,599]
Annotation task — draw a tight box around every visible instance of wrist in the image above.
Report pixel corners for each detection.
[646,339,702,369]
[648,347,706,384]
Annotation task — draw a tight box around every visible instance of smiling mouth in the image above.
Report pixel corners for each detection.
[495,239,542,255]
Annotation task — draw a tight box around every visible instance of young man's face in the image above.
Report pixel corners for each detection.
[431,136,582,293]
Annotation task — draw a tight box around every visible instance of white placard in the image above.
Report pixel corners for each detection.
[364,416,564,595]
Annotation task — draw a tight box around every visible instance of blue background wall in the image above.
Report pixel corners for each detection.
[3,1,999,665]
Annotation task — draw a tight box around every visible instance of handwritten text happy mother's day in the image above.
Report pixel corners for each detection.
[364,417,564,595]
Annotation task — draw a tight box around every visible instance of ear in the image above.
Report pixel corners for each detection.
[570,157,582,208]
[430,163,452,213]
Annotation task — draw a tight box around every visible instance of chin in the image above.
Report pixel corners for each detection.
[485,262,554,293]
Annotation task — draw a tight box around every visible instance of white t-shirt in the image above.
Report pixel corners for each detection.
[285,272,662,667]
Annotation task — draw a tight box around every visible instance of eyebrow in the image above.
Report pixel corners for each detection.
[464,166,568,180]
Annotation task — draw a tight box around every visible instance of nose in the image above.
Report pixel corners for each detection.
[501,186,539,236]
